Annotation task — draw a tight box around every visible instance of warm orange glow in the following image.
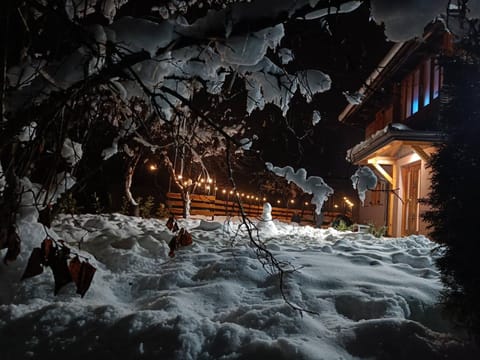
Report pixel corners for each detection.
[148,163,158,171]
[277,200,281,204]
[263,197,267,201]
[290,199,294,204]
[343,197,354,208]
[304,202,309,206]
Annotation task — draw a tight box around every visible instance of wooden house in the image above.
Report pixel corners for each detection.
[338,22,452,236]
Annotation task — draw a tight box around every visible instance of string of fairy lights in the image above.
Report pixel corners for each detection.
[172,173,311,208]
[148,163,354,211]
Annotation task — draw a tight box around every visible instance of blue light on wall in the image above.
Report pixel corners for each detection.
[412,98,419,114]
[423,94,430,107]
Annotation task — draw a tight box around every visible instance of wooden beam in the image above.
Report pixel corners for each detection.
[387,161,398,237]
[368,156,395,165]
[411,145,431,162]
[369,159,394,185]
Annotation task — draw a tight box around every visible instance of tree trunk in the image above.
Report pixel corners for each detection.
[125,154,140,216]
[181,190,190,219]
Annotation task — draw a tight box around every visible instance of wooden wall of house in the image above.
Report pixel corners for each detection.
[364,54,444,139]
[356,181,389,230]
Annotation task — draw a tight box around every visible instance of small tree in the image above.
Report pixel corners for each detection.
[424,3,480,340]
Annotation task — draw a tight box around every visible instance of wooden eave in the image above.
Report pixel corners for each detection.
[347,127,445,165]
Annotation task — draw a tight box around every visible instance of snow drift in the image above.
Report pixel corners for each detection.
[0,214,476,359]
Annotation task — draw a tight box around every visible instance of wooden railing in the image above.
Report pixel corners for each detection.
[166,192,343,226]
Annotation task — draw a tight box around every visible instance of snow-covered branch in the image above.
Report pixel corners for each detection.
[265,162,333,214]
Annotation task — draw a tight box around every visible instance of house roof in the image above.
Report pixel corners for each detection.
[338,21,447,125]
[346,124,445,164]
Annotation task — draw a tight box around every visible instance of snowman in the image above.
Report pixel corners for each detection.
[257,202,277,234]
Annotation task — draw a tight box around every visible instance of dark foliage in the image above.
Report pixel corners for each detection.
[423,57,480,341]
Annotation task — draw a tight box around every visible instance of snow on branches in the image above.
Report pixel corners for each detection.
[351,166,377,205]
[265,162,333,214]
[1,0,365,267]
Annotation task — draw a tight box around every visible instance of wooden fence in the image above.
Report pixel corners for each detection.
[165,192,343,226]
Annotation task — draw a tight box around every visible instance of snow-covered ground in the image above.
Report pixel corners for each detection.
[0,214,477,359]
